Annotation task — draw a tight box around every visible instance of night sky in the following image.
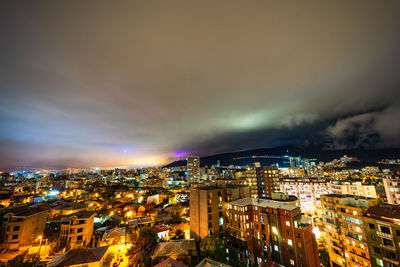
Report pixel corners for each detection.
[1,1,400,169]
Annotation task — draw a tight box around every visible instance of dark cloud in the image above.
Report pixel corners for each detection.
[0,0,400,168]
[321,103,400,149]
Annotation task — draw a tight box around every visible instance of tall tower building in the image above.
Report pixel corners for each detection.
[189,185,250,240]
[187,156,200,184]
[245,166,279,198]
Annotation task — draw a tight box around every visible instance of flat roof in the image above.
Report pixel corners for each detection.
[229,197,298,211]
[365,204,400,220]
[321,194,375,200]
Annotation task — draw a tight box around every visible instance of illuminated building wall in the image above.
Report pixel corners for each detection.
[245,166,279,198]
[279,178,329,215]
[187,156,200,184]
[320,194,379,267]
[189,185,249,240]
[363,204,400,267]
[226,197,320,266]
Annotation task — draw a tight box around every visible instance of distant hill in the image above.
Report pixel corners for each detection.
[163,145,400,168]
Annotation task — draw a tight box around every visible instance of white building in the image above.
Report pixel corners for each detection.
[328,181,377,199]
[383,175,400,204]
[279,178,329,215]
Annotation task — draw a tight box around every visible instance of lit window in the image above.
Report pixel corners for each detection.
[288,239,293,246]
[274,245,278,251]
[286,221,290,227]
[290,259,295,265]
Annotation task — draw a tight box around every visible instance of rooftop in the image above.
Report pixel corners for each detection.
[48,246,109,267]
[322,194,375,200]
[365,204,400,221]
[6,206,48,217]
[229,197,298,211]
[196,258,232,267]
[153,257,188,267]
[61,211,95,221]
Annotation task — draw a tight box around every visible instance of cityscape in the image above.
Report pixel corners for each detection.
[1,1,400,267]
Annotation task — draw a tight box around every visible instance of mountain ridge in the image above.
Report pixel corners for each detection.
[164,145,400,168]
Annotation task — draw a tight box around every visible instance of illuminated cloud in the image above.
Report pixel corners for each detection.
[0,1,399,168]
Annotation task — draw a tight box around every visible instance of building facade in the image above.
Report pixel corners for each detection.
[2,206,49,250]
[226,197,320,267]
[279,178,329,215]
[189,185,250,240]
[60,211,95,248]
[383,172,400,205]
[187,156,200,184]
[329,181,377,199]
[245,166,279,198]
[363,204,400,267]
[320,194,379,267]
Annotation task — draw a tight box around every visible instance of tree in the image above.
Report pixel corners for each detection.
[173,229,184,239]
[319,248,330,267]
[127,227,158,267]
[8,252,46,267]
[200,235,226,263]
[49,238,68,254]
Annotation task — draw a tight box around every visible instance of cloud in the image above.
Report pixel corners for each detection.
[280,114,319,128]
[0,1,400,168]
[323,104,400,149]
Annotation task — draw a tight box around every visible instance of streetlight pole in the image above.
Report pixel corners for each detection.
[37,236,43,256]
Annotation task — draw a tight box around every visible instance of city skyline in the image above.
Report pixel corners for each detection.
[1,1,400,169]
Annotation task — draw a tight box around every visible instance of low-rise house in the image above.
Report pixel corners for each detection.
[102,227,126,246]
[48,246,110,267]
[196,258,232,267]
[2,206,49,250]
[128,217,153,231]
[60,211,95,248]
[152,239,198,265]
[152,225,169,240]
[153,257,188,267]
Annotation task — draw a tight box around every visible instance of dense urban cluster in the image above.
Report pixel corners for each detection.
[0,155,399,267]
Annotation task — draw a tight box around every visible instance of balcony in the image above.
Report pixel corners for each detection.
[376,231,393,239]
[383,257,400,265]
[380,244,396,251]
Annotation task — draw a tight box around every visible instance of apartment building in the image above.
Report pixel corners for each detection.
[2,206,49,250]
[245,166,279,198]
[320,194,379,267]
[383,172,400,205]
[329,181,377,199]
[189,185,250,240]
[226,197,320,266]
[363,204,400,267]
[60,211,95,248]
[279,178,329,215]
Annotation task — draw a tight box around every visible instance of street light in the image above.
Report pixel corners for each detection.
[37,235,43,256]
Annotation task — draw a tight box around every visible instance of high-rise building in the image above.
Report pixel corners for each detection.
[226,197,320,266]
[383,171,400,205]
[189,185,250,240]
[329,181,377,199]
[279,178,329,216]
[363,204,400,267]
[187,156,200,184]
[245,166,279,198]
[320,194,379,267]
